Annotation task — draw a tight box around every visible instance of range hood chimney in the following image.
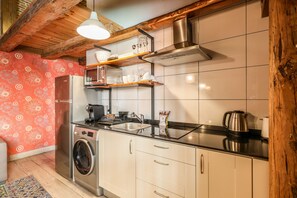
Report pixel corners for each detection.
[143,17,211,66]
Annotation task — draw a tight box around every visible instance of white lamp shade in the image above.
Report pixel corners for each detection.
[77,11,110,40]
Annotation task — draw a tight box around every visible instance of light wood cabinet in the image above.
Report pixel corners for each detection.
[196,149,209,198]
[136,179,183,198]
[136,137,195,165]
[253,159,269,198]
[196,149,252,198]
[99,130,135,198]
[98,130,265,198]
[136,137,196,198]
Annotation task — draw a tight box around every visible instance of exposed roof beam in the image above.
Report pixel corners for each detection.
[41,6,124,59]
[42,0,226,59]
[0,0,83,52]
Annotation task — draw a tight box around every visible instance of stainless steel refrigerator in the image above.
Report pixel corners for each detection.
[55,75,99,180]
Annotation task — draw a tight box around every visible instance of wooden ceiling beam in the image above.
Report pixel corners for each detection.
[188,0,245,18]
[0,0,83,52]
[42,0,226,59]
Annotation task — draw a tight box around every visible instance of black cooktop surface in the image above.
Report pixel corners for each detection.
[152,126,197,139]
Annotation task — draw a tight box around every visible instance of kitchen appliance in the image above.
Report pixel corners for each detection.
[118,111,129,120]
[152,126,197,139]
[0,138,7,183]
[85,104,105,122]
[143,17,211,66]
[84,65,122,86]
[223,136,249,152]
[222,110,249,133]
[55,75,99,180]
[73,126,102,196]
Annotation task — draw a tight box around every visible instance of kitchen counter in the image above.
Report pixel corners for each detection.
[72,121,268,160]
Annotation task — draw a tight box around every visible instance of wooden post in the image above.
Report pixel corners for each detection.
[269,0,297,198]
[1,0,18,34]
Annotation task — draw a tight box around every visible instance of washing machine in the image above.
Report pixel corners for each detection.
[73,126,102,196]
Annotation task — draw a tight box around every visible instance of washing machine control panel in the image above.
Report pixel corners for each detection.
[74,127,98,140]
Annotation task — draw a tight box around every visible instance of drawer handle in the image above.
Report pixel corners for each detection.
[154,145,169,149]
[154,160,169,166]
[200,154,204,174]
[154,190,169,198]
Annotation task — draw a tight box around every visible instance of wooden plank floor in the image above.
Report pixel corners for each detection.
[7,151,105,198]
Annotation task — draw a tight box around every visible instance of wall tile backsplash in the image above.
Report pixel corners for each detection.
[96,0,268,129]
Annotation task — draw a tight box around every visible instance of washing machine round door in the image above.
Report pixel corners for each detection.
[73,139,95,175]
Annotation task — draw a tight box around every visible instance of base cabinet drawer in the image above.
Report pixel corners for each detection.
[136,137,195,165]
[137,179,183,198]
[136,151,195,197]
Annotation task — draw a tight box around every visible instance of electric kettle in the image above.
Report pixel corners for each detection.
[222,110,249,133]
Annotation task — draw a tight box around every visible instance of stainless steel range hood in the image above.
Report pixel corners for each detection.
[143,17,211,66]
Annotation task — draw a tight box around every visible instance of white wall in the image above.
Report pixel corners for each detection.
[98,0,269,129]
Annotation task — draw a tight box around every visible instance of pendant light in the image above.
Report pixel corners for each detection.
[76,0,110,40]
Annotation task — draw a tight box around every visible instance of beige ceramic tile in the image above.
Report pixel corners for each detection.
[247,0,269,34]
[111,100,119,114]
[151,28,164,51]
[101,90,110,100]
[165,100,199,123]
[154,64,164,77]
[199,100,246,126]
[164,62,198,76]
[247,100,269,129]
[117,100,138,114]
[154,76,164,100]
[199,68,246,99]
[199,3,246,43]
[154,100,165,120]
[116,37,138,55]
[247,31,269,66]
[164,73,199,100]
[247,66,269,99]
[138,63,151,76]
[111,88,118,99]
[103,43,118,55]
[138,100,152,119]
[163,26,173,47]
[199,36,246,72]
[100,99,109,107]
[138,87,152,100]
[121,65,138,76]
[117,87,138,100]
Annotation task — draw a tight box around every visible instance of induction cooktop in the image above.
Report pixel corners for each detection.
[152,126,198,139]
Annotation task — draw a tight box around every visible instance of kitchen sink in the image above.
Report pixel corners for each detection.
[111,122,151,131]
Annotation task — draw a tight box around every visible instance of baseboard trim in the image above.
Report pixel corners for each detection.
[9,145,57,161]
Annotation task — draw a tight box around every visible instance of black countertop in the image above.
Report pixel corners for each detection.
[72,121,268,160]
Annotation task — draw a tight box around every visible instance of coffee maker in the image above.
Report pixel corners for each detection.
[85,104,104,122]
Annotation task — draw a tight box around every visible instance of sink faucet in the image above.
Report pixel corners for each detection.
[131,112,144,124]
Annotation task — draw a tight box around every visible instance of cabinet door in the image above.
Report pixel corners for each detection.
[99,130,135,198]
[253,159,269,198]
[196,149,209,198]
[208,151,252,198]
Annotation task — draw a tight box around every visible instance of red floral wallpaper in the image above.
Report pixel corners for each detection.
[0,51,84,156]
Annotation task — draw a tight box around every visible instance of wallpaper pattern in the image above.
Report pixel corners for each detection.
[0,51,84,155]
